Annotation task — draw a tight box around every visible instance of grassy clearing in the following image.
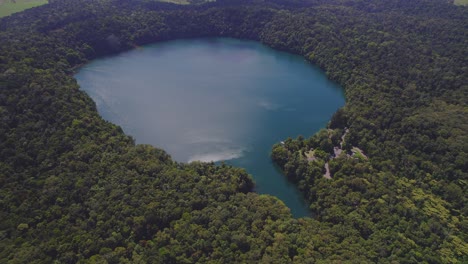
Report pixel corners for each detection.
[351,147,368,160]
[157,0,190,4]
[304,150,316,160]
[454,0,468,6]
[156,0,216,5]
[0,0,47,18]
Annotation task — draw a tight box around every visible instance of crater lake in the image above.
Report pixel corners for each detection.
[75,38,345,217]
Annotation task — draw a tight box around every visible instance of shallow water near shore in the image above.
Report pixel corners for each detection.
[75,38,344,217]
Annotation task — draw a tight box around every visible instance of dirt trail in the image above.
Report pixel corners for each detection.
[324,162,331,179]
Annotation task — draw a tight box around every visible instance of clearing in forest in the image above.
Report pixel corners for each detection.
[454,0,468,6]
[0,0,48,18]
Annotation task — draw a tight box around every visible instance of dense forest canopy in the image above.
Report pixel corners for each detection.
[0,0,467,263]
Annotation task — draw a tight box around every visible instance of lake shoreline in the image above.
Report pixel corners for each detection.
[75,38,344,218]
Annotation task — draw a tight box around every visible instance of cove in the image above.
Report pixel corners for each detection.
[75,38,344,218]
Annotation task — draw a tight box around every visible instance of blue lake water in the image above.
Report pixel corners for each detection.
[75,38,344,217]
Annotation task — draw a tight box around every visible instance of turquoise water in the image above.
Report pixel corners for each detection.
[75,38,344,217]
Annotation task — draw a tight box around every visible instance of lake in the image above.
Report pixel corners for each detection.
[75,38,344,217]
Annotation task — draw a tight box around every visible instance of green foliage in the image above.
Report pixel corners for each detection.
[0,0,466,262]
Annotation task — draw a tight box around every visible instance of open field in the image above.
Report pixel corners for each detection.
[0,0,47,18]
[454,0,468,6]
[157,0,190,4]
[157,0,216,5]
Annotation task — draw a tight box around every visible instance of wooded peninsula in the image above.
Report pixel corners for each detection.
[0,0,466,262]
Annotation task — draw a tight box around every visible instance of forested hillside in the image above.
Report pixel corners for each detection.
[0,0,466,262]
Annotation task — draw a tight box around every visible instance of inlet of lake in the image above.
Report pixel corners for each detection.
[75,38,344,218]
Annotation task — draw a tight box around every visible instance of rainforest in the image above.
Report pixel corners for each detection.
[0,0,467,263]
